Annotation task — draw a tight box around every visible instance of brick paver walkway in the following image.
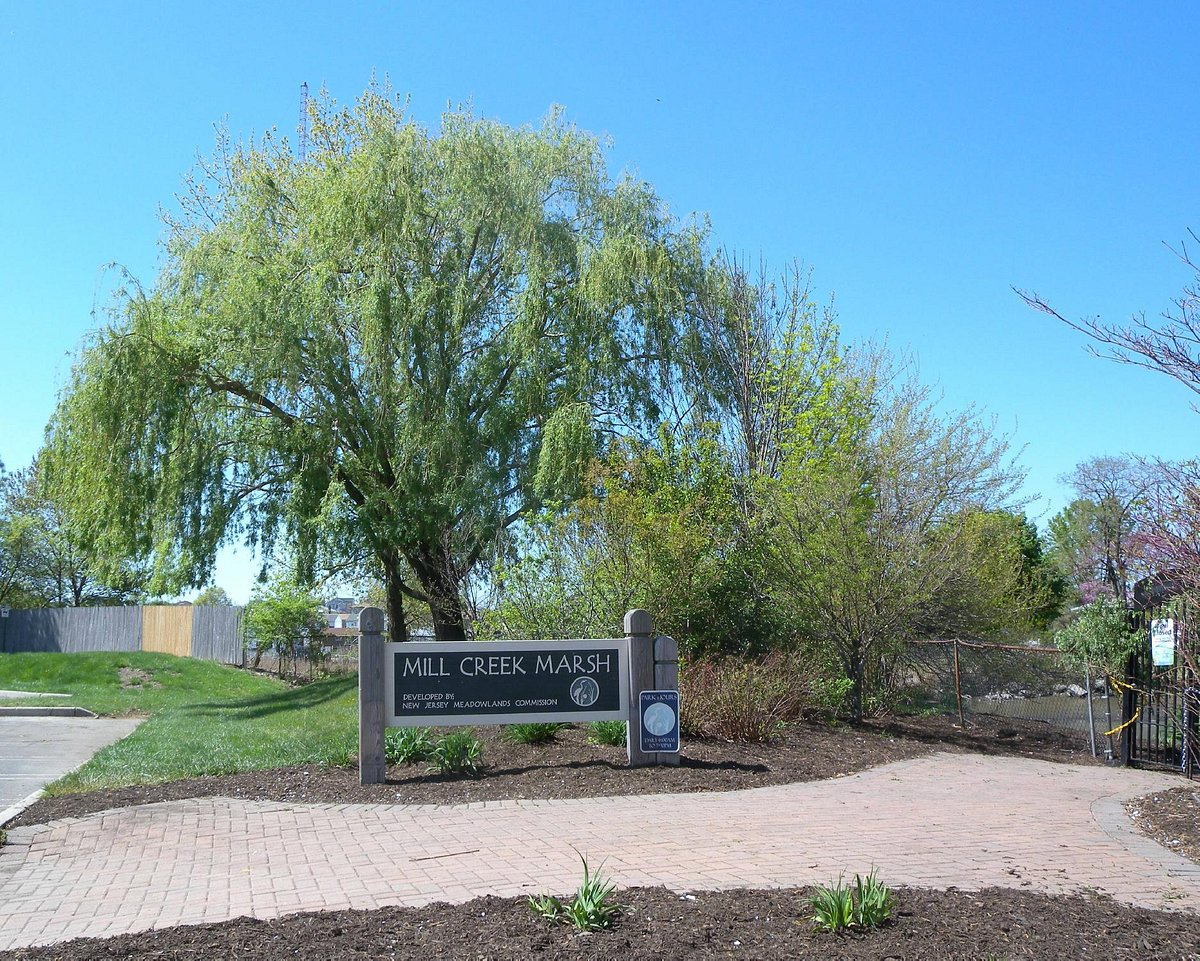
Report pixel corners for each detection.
[2,752,1198,950]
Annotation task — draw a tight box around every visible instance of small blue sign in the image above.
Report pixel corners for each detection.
[640,689,680,753]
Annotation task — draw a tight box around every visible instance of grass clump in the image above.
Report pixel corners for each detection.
[427,730,483,775]
[502,722,566,745]
[528,854,621,931]
[810,870,895,932]
[587,720,627,746]
[385,727,434,764]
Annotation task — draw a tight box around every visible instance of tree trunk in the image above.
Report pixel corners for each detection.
[847,637,865,722]
[408,549,468,642]
[379,548,410,643]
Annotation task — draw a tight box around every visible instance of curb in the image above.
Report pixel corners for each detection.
[0,788,46,830]
[0,707,97,718]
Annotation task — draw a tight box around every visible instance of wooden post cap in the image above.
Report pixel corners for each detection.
[624,609,653,636]
[360,607,385,634]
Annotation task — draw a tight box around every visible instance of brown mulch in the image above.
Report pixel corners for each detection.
[2,886,1197,961]
[1127,786,1200,866]
[6,712,1200,960]
[9,712,1099,828]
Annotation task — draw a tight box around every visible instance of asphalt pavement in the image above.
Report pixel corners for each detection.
[0,715,143,825]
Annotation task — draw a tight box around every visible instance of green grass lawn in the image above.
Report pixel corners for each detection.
[0,652,358,795]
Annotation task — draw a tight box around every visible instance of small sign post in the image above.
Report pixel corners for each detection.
[1151,618,1176,668]
[639,690,680,754]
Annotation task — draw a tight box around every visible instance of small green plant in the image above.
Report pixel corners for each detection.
[853,869,895,927]
[810,878,856,932]
[527,892,564,923]
[810,870,894,932]
[528,854,622,932]
[588,720,627,746]
[386,726,434,764]
[502,722,565,745]
[426,730,483,775]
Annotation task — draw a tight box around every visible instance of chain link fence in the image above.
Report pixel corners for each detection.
[901,640,1118,760]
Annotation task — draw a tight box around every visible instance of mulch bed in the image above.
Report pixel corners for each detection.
[1127,786,1200,866]
[2,886,1197,960]
[5,712,1199,960]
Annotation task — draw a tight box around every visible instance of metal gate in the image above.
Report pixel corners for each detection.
[1124,584,1198,777]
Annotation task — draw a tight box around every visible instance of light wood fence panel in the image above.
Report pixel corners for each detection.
[140,605,193,657]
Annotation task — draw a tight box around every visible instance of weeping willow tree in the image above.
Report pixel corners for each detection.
[43,86,709,640]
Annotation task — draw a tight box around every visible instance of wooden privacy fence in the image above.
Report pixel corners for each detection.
[0,605,245,665]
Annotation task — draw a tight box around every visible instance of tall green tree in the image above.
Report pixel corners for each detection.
[1048,456,1152,605]
[0,465,145,608]
[763,354,1027,720]
[484,427,773,656]
[43,87,708,640]
[919,510,1067,642]
[193,585,234,606]
[0,470,38,607]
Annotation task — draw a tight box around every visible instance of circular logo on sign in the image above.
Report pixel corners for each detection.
[569,676,600,707]
[644,702,675,736]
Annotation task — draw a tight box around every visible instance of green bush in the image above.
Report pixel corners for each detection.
[243,577,325,677]
[587,720,627,746]
[386,727,434,764]
[502,722,566,745]
[426,730,483,775]
[1055,597,1140,673]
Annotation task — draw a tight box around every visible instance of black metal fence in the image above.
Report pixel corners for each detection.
[1125,598,1198,776]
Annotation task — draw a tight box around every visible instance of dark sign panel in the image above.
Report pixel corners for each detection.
[639,690,680,753]
[385,640,628,726]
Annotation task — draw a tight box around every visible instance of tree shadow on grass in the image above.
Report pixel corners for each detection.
[184,674,357,720]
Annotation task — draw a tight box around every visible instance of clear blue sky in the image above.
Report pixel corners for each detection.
[2,2,1197,601]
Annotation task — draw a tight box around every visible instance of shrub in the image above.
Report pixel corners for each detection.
[386,727,434,764]
[243,577,325,678]
[426,730,483,775]
[681,652,840,742]
[588,720,627,746]
[502,722,566,745]
[1054,597,1140,674]
[528,854,621,931]
[810,870,895,932]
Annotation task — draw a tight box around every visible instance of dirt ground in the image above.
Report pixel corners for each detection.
[4,712,1198,961]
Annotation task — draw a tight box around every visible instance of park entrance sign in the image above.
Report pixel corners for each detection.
[386,639,628,726]
[358,608,679,783]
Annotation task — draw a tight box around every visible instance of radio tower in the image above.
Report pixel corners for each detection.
[298,82,309,164]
